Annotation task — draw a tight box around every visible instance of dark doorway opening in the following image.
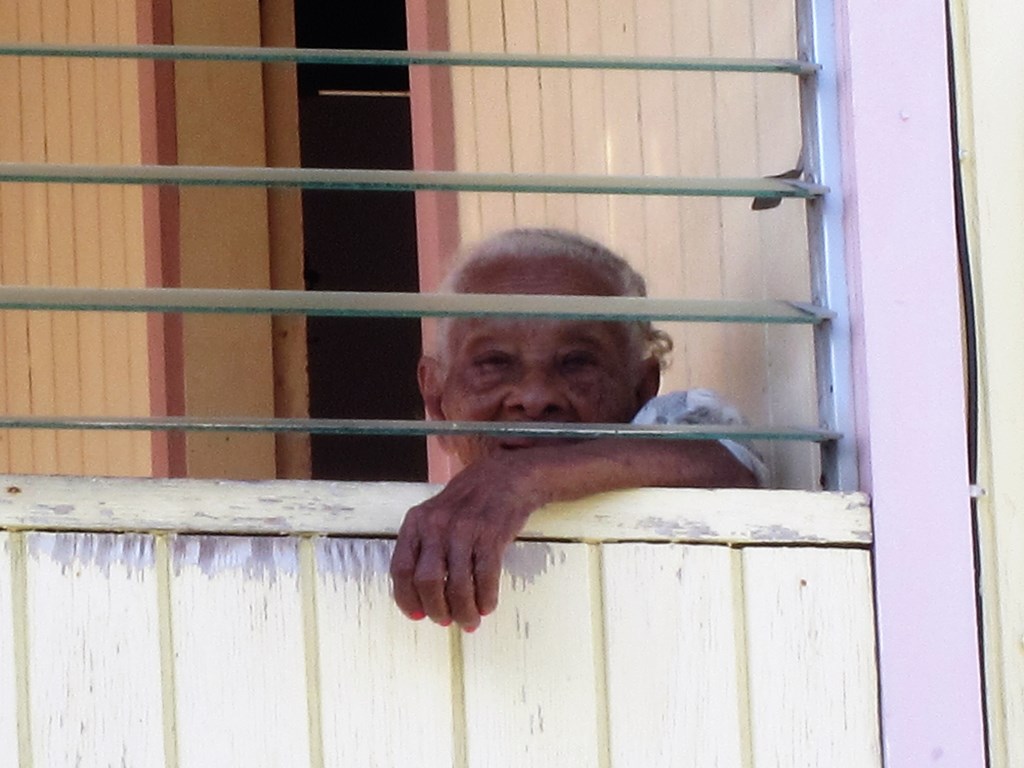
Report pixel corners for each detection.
[295,0,428,481]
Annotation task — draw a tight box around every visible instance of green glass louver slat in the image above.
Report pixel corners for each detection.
[0,415,839,442]
[0,43,818,75]
[0,163,826,198]
[0,287,832,324]
[0,41,837,447]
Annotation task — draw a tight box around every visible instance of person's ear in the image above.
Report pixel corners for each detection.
[635,356,661,407]
[417,355,447,420]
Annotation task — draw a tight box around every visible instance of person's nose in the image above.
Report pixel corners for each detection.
[504,368,569,420]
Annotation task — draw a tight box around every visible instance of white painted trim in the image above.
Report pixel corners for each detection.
[0,476,871,545]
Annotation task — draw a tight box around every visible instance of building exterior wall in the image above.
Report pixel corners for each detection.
[0,0,308,480]
[950,0,1024,764]
[0,0,152,477]
[0,1,1000,762]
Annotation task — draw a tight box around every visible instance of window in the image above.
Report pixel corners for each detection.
[0,0,851,490]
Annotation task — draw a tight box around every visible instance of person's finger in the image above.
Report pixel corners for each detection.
[389,529,425,620]
[445,538,480,629]
[413,541,451,625]
[473,545,503,618]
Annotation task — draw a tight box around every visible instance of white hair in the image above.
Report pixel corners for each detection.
[433,228,673,367]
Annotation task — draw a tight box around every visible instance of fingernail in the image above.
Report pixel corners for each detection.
[463,625,478,634]
[408,611,426,621]
[439,619,452,628]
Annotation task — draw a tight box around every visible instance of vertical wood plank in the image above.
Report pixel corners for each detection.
[602,543,745,767]
[24,532,166,767]
[118,0,156,477]
[635,0,684,294]
[95,0,138,474]
[260,0,313,480]
[502,0,546,226]
[18,0,60,474]
[461,542,603,768]
[0,56,10,471]
[0,205,7,471]
[0,0,31,474]
[0,533,19,766]
[534,0,577,228]
[743,547,881,768]
[751,0,814,488]
[468,0,516,234]
[598,0,647,268]
[68,0,111,477]
[170,535,312,767]
[447,0,483,243]
[42,0,86,476]
[708,0,768,430]
[314,538,456,768]
[566,0,609,242]
[666,0,728,399]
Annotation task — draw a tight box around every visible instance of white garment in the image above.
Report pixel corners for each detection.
[632,389,770,487]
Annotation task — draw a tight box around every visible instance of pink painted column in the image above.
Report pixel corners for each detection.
[406,0,461,482]
[835,0,986,765]
[137,0,186,477]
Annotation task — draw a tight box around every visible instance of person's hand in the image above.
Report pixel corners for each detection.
[389,453,542,631]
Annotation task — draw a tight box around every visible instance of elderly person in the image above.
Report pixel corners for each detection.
[390,228,764,631]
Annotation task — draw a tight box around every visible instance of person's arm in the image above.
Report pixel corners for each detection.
[389,438,756,630]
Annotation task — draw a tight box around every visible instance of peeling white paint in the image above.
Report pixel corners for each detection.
[171,535,299,580]
[28,532,155,578]
[503,542,556,590]
[315,538,393,584]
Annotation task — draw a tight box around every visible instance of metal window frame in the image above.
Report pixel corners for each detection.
[798,0,858,491]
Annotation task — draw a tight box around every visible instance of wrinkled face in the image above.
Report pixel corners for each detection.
[419,254,660,467]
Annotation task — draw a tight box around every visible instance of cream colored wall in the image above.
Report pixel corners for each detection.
[0,0,152,477]
[445,0,818,488]
[0,477,880,767]
[950,1,1024,764]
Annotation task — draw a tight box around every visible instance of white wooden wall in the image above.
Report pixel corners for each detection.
[0,477,880,767]
[443,0,817,489]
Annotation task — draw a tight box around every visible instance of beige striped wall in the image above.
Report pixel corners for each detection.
[443,0,818,488]
[0,0,308,481]
[0,0,152,477]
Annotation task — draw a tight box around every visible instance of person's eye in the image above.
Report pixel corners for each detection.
[472,352,514,371]
[560,351,600,372]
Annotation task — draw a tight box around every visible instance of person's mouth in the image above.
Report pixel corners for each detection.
[498,436,583,451]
